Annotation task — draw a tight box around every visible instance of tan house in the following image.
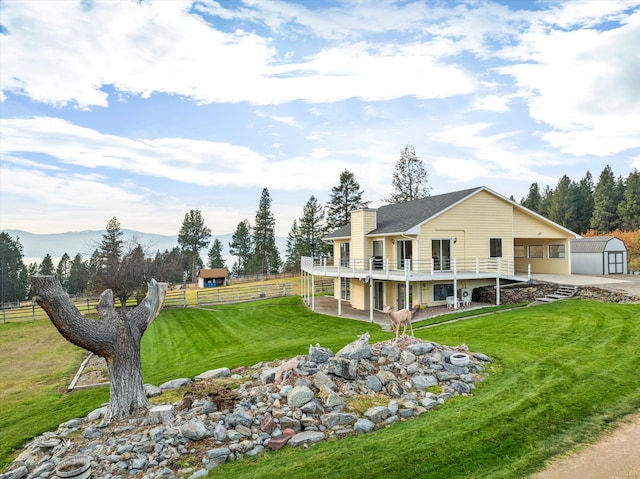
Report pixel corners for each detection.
[301,186,578,318]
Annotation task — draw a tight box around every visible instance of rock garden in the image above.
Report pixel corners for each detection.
[2,333,492,479]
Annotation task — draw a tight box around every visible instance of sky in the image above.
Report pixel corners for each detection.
[1,0,639,239]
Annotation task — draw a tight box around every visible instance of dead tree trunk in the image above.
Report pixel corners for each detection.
[31,275,167,419]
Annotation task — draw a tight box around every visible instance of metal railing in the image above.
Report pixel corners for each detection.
[301,256,525,279]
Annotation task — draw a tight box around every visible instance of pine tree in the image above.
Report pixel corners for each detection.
[39,254,55,275]
[298,195,328,258]
[384,145,430,203]
[56,253,71,290]
[591,165,622,233]
[178,210,211,282]
[326,170,370,231]
[618,169,640,230]
[521,183,542,213]
[538,185,554,218]
[68,253,89,296]
[283,219,301,272]
[229,220,253,277]
[99,216,124,283]
[0,232,28,304]
[208,239,226,268]
[252,188,281,274]
[574,171,594,234]
[548,175,578,232]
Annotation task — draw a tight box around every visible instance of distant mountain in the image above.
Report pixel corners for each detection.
[1,229,287,265]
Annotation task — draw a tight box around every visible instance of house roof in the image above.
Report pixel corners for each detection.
[571,236,623,253]
[324,186,578,240]
[325,187,482,239]
[197,268,228,278]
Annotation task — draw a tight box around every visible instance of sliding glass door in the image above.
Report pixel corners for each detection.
[432,239,452,271]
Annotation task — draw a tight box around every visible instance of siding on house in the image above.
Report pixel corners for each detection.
[306,186,579,313]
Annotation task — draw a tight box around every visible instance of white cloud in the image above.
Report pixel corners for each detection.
[0,116,349,192]
[499,11,640,156]
[0,1,477,108]
[472,94,512,112]
[432,157,488,182]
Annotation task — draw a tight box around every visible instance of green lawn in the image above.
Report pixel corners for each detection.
[1,297,639,478]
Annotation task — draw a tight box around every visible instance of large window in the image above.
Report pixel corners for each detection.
[432,239,452,270]
[548,244,565,259]
[433,283,454,301]
[397,240,412,269]
[490,238,503,258]
[529,245,544,258]
[339,242,350,267]
[514,245,525,258]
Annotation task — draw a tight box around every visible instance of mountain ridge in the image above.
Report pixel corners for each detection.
[2,229,287,264]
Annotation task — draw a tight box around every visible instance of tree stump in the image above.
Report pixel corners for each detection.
[146,405,176,425]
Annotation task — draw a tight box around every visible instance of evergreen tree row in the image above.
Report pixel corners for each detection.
[521,166,639,234]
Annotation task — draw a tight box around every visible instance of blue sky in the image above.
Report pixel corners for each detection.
[1,0,639,238]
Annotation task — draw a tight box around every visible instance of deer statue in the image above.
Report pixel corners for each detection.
[383,305,415,340]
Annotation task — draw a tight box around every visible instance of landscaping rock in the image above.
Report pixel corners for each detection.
[3,335,491,479]
[195,367,230,381]
[288,430,326,447]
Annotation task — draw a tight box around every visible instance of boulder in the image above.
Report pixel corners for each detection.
[287,385,315,408]
[181,420,208,441]
[336,332,372,360]
[364,406,390,424]
[288,430,325,447]
[309,344,334,363]
[327,357,357,380]
[195,367,230,381]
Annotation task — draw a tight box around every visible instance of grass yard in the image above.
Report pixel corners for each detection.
[1,296,639,478]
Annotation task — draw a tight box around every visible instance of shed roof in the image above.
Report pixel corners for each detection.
[197,268,228,278]
[571,236,622,253]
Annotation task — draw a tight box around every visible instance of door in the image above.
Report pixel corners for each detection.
[397,240,412,269]
[397,283,413,309]
[608,252,624,274]
[372,240,383,270]
[432,239,452,271]
[374,281,384,310]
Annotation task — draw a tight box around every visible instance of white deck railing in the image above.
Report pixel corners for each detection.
[301,256,528,281]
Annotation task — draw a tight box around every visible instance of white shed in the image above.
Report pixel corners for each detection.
[571,236,628,275]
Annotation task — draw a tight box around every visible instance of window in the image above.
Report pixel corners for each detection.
[514,245,525,258]
[372,240,383,270]
[549,244,565,259]
[433,283,454,301]
[490,238,503,258]
[339,242,350,267]
[340,278,351,300]
[432,239,452,270]
[397,240,412,269]
[529,245,544,258]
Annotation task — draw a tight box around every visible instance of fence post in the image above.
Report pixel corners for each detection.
[32,302,36,321]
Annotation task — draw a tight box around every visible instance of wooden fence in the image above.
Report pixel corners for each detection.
[0,278,336,323]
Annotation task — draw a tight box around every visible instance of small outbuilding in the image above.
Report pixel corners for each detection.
[571,236,628,275]
[197,268,229,288]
